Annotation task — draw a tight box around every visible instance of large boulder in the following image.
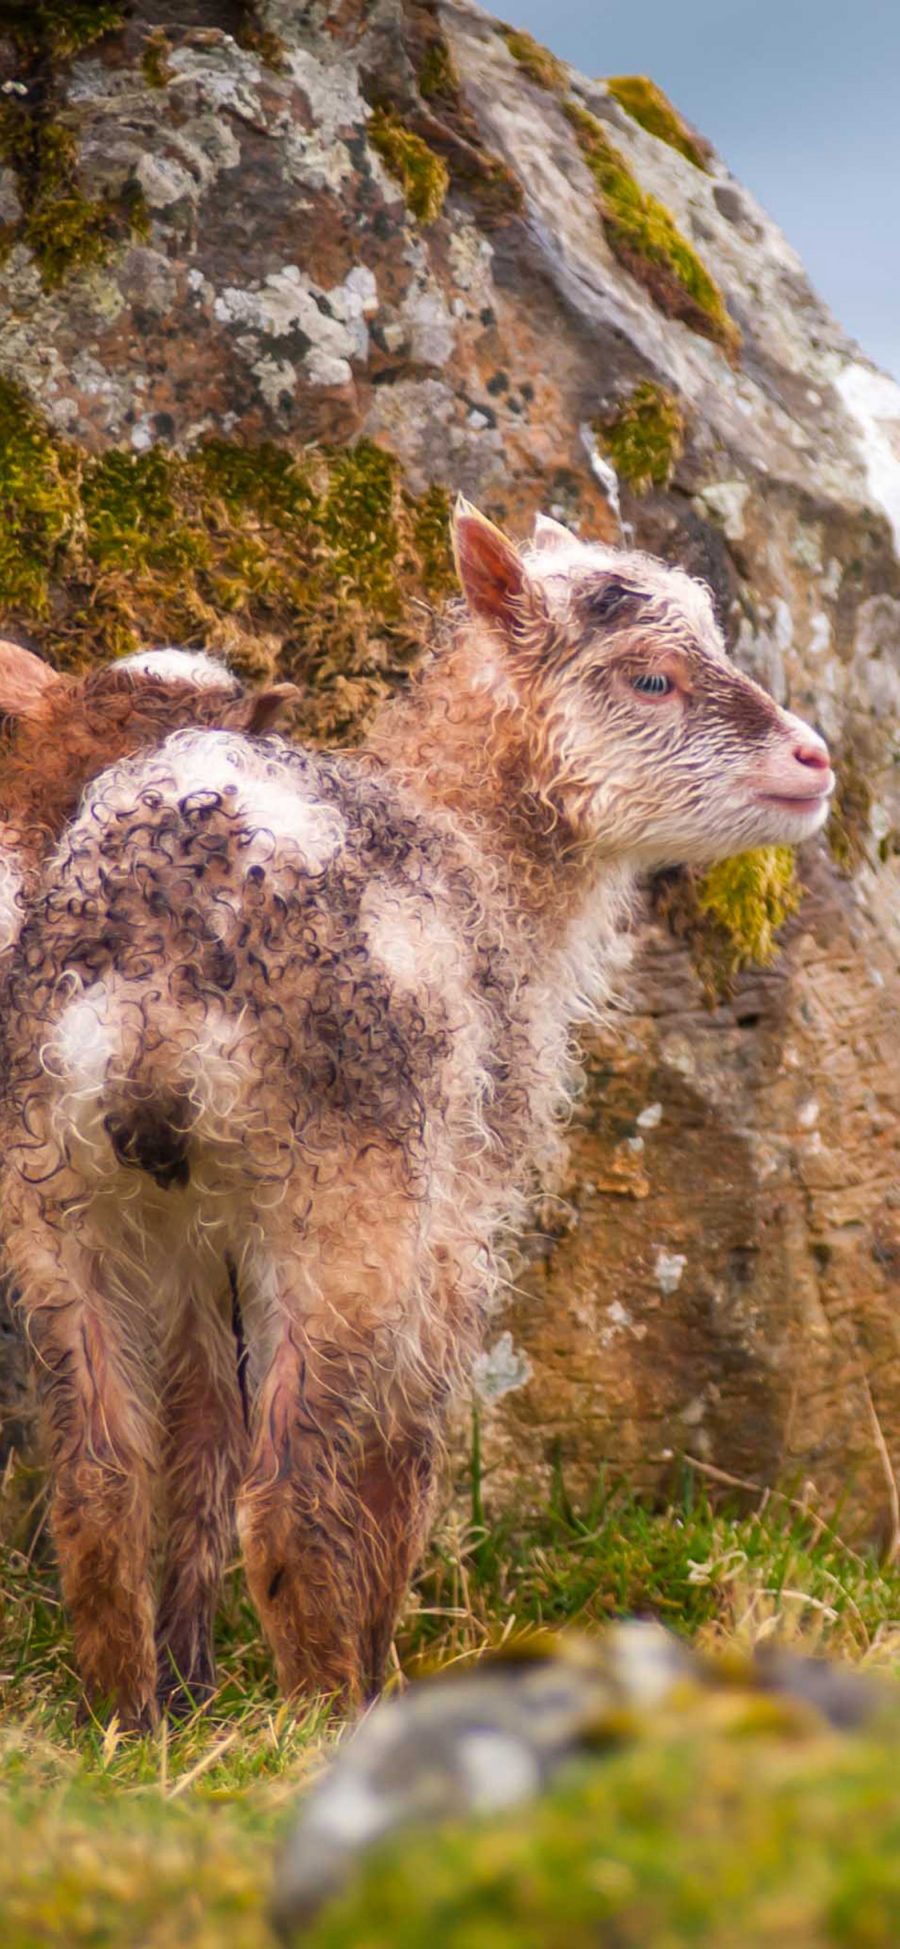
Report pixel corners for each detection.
[0,0,898,1533]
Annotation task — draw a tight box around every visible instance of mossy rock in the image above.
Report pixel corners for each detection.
[400,22,524,221]
[594,381,685,495]
[368,108,449,225]
[0,4,148,289]
[656,846,801,1003]
[565,102,740,362]
[501,25,568,94]
[305,1725,900,1947]
[0,378,455,743]
[606,75,715,173]
[0,2,124,61]
[418,36,460,104]
[828,753,873,874]
[140,27,173,91]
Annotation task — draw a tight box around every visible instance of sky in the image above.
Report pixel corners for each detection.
[507,0,900,379]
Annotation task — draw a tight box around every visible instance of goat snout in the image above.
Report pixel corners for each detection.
[754,716,834,825]
[792,733,831,776]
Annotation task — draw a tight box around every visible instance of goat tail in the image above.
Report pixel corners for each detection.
[48,979,263,1194]
[103,1090,193,1192]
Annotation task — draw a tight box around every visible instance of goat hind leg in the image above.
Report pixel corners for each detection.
[155,1284,248,1713]
[355,1422,438,1698]
[237,1330,367,1704]
[23,1246,158,1729]
[238,1338,440,1703]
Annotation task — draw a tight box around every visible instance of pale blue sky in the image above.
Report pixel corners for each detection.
[508,1,900,378]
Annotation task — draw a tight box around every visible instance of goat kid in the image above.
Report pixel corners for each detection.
[0,642,296,954]
[0,506,832,1727]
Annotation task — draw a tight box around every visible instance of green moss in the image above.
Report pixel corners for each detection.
[194,439,317,529]
[0,380,457,735]
[140,28,172,90]
[372,42,524,223]
[501,25,568,93]
[234,1,287,71]
[368,107,449,224]
[565,102,740,362]
[0,1,124,60]
[828,754,872,874]
[659,846,801,1003]
[606,74,714,172]
[21,181,147,289]
[696,846,801,975]
[80,449,209,578]
[594,381,685,494]
[0,377,79,615]
[408,483,455,598]
[404,29,523,221]
[418,37,460,104]
[317,442,404,616]
[0,6,147,289]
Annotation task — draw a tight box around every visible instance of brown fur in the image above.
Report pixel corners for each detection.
[0,511,832,1724]
[0,644,296,879]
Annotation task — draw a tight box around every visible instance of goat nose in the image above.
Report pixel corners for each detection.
[793,736,830,772]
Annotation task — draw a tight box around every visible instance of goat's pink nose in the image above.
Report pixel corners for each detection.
[793,736,830,772]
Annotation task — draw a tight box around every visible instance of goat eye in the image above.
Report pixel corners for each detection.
[631,672,673,697]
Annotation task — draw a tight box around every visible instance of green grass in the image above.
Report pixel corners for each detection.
[2,1472,900,1945]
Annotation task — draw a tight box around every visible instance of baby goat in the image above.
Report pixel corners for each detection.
[0,506,833,1726]
[0,643,295,952]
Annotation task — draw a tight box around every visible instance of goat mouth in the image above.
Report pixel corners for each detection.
[757,789,832,811]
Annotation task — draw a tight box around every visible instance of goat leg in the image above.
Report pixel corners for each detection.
[20,1243,158,1731]
[155,1293,248,1715]
[237,1328,370,1704]
[354,1424,438,1698]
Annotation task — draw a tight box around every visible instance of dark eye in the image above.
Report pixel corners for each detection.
[631,673,673,697]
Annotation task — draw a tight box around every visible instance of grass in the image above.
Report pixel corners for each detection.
[2,1467,900,1943]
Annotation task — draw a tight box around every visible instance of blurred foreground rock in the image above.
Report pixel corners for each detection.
[0,1,899,1527]
[271,1623,893,1936]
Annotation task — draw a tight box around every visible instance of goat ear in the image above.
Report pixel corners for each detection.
[222,682,301,736]
[0,640,62,719]
[245,682,301,733]
[452,497,528,630]
[531,512,573,553]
